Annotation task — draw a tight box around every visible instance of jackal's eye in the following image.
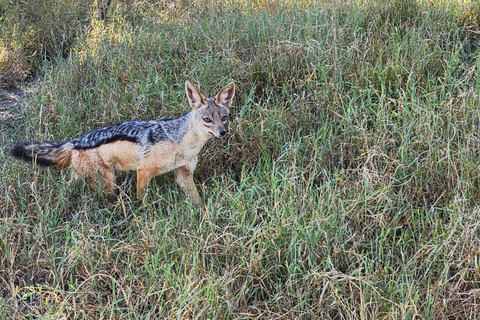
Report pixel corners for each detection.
[203,117,212,123]
[221,115,228,122]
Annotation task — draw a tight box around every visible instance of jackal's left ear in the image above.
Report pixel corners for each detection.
[215,82,236,106]
[185,80,207,109]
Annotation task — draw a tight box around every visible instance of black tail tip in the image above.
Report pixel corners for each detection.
[11,142,56,166]
[11,143,28,159]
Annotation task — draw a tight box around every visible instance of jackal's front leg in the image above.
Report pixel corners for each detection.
[175,166,203,206]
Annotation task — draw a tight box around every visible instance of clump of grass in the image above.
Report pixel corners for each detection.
[0,0,92,87]
[2,0,480,318]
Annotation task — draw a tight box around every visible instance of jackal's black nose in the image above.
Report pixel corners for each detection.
[219,130,226,137]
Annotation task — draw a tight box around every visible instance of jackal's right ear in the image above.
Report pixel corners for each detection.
[185,81,207,109]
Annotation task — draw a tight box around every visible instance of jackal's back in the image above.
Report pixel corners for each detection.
[72,115,190,150]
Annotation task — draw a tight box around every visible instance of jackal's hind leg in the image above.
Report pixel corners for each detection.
[71,149,116,194]
[101,168,116,193]
[72,165,116,194]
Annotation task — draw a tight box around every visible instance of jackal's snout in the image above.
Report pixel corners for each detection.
[206,121,228,138]
[212,126,227,138]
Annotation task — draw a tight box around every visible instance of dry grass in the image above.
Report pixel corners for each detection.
[2,0,480,318]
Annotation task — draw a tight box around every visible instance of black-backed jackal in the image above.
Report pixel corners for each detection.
[12,81,236,206]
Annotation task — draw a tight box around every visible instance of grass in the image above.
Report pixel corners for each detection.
[2,0,480,318]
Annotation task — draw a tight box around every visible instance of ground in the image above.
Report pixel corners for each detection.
[0,80,42,124]
[0,86,23,121]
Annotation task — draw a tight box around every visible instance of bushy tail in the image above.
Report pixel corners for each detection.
[11,141,74,169]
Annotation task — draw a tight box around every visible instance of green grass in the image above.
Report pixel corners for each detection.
[2,0,480,318]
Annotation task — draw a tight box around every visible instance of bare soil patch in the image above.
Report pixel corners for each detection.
[0,87,23,121]
[0,81,41,123]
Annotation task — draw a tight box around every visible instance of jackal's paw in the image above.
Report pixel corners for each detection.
[191,196,204,207]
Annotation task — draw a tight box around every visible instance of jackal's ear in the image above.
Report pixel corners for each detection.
[215,82,235,106]
[185,81,207,109]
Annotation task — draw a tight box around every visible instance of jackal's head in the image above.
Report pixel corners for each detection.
[185,80,235,138]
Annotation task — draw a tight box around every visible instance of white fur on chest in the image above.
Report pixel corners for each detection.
[173,140,205,167]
